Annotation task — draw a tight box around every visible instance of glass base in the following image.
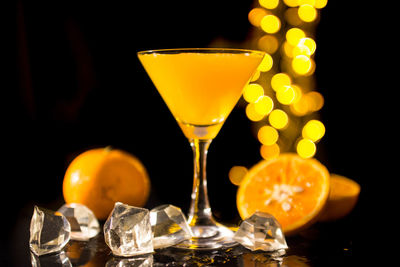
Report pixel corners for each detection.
[173,224,238,250]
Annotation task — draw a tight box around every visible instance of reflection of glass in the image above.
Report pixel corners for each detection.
[138,48,264,249]
[65,240,96,266]
[30,251,72,267]
[106,254,153,267]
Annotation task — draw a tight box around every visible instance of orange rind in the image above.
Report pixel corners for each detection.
[318,174,360,222]
[63,147,150,220]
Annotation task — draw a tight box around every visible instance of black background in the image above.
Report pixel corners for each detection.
[5,0,391,265]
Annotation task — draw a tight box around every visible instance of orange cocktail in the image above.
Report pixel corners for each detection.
[138,49,264,139]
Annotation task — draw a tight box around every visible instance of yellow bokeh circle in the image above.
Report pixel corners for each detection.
[283,0,299,7]
[296,138,316,158]
[259,0,280,9]
[261,15,281,34]
[302,119,325,141]
[306,91,324,111]
[299,0,315,5]
[299,37,316,55]
[258,126,279,145]
[315,0,328,9]
[254,95,274,116]
[269,109,289,129]
[243,83,264,103]
[248,8,268,27]
[258,35,279,54]
[260,143,280,159]
[286,28,306,46]
[282,41,295,58]
[271,73,292,92]
[290,96,310,116]
[285,8,302,26]
[298,4,318,22]
[276,85,296,105]
[246,103,265,121]
[229,166,248,186]
[258,54,274,72]
[292,55,312,75]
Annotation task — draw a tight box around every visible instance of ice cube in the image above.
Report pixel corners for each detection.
[104,202,154,256]
[150,204,192,249]
[30,206,71,256]
[58,203,100,241]
[106,254,153,267]
[31,251,72,267]
[233,211,288,252]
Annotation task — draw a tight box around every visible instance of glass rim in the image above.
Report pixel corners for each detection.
[137,48,265,56]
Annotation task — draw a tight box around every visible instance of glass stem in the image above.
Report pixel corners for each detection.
[187,138,216,228]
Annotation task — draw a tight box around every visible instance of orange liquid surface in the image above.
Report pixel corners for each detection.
[138,51,264,139]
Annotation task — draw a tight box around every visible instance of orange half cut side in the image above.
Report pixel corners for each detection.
[237,153,330,235]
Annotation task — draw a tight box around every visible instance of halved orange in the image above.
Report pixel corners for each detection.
[318,174,360,222]
[237,153,330,235]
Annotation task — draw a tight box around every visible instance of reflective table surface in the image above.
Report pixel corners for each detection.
[8,207,362,266]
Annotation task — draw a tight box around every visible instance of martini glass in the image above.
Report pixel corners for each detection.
[137,48,265,249]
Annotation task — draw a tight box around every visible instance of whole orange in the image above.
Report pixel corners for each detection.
[63,147,151,220]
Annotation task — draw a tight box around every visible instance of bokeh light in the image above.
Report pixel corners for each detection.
[258,125,279,145]
[271,73,292,92]
[302,119,325,141]
[305,91,324,111]
[292,55,312,75]
[259,0,280,9]
[269,109,289,129]
[276,85,296,104]
[283,0,299,7]
[245,0,326,161]
[246,103,265,121]
[258,35,279,54]
[299,0,315,5]
[292,44,312,57]
[261,15,281,33]
[315,0,328,9]
[290,96,310,116]
[306,57,316,75]
[258,53,274,72]
[296,138,316,158]
[292,84,303,103]
[243,83,264,103]
[282,41,295,58]
[260,143,280,159]
[299,37,316,55]
[254,95,274,115]
[229,166,248,185]
[286,28,306,46]
[248,8,268,27]
[285,8,302,26]
[298,4,317,22]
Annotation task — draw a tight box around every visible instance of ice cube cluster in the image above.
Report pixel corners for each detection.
[30,202,287,258]
[29,202,193,257]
